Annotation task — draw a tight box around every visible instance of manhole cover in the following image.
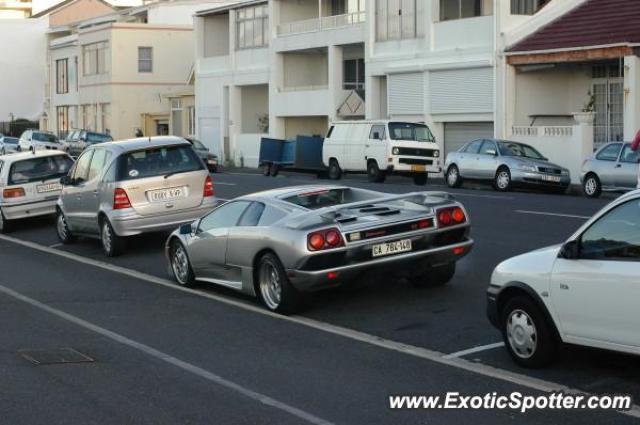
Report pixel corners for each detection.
[19,348,95,365]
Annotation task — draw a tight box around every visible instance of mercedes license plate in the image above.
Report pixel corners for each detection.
[148,187,186,202]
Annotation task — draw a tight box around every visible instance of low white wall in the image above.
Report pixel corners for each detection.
[511,124,594,184]
[433,16,493,51]
[233,133,265,168]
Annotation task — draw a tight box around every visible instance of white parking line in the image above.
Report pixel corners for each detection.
[453,193,514,200]
[442,342,505,359]
[0,233,638,419]
[0,284,333,425]
[516,210,590,220]
[48,243,63,248]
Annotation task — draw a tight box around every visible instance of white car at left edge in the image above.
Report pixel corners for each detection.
[0,150,74,233]
[487,190,640,367]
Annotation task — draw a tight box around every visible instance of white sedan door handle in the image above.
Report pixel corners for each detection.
[559,284,569,290]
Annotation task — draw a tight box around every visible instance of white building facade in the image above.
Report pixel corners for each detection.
[195,0,565,166]
[44,0,231,139]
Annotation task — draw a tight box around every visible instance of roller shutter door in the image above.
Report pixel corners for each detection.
[430,67,494,114]
[444,122,494,156]
[388,72,424,116]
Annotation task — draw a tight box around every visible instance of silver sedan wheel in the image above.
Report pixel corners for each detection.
[584,177,597,196]
[447,167,459,186]
[172,245,190,284]
[259,261,282,310]
[496,170,511,190]
[506,309,537,359]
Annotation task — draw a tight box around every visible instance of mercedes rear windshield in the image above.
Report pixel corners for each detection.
[117,144,204,181]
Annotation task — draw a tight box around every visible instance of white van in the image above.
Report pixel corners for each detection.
[322,121,441,185]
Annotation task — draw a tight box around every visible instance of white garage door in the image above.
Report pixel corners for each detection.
[444,122,494,156]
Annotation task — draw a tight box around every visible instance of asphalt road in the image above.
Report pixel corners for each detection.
[1,170,638,424]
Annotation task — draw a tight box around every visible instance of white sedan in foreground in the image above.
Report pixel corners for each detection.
[487,190,640,367]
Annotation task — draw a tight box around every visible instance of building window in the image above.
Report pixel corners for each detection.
[236,4,269,49]
[187,106,196,136]
[171,99,183,136]
[100,103,111,134]
[440,0,483,21]
[138,47,153,73]
[83,41,108,76]
[56,59,68,94]
[57,106,69,136]
[511,0,550,15]
[376,0,423,41]
[344,59,365,90]
[82,104,98,130]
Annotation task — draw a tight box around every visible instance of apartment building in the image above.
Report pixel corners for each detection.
[0,0,33,18]
[45,0,228,140]
[193,0,560,166]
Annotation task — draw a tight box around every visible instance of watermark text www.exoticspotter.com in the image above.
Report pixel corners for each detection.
[389,392,632,413]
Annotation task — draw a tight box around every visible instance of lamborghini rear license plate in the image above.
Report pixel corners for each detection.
[372,239,412,257]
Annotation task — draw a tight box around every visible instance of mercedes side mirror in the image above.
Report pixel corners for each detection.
[372,132,380,140]
[559,240,579,260]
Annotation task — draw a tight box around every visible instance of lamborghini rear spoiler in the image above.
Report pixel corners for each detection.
[318,191,455,221]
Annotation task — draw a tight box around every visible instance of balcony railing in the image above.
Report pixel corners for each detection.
[277,11,365,36]
[278,85,329,92]
[512,126,573,137]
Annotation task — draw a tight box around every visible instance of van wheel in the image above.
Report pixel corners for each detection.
[100,218,125,257]
[328,159,342,180]
[367,161,386,183]
[413,174,428,185]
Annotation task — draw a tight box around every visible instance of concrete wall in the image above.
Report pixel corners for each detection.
[240,85,268,133]
[282,51,327,88]
[513,65,592,127]
[203,14,229,57]
[109,24,193,83]
[0,17,48,121]
[284,116,328,138]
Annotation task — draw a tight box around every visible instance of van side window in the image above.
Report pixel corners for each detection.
[326,126,335,138]
[369,125,385,140]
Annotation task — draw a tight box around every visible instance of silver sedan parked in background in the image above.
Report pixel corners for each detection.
[444,139,571,193]
[581,142,639,198]
[165,185,473,314]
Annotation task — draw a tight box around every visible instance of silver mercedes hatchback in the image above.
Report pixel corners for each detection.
[56,136,217,256]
